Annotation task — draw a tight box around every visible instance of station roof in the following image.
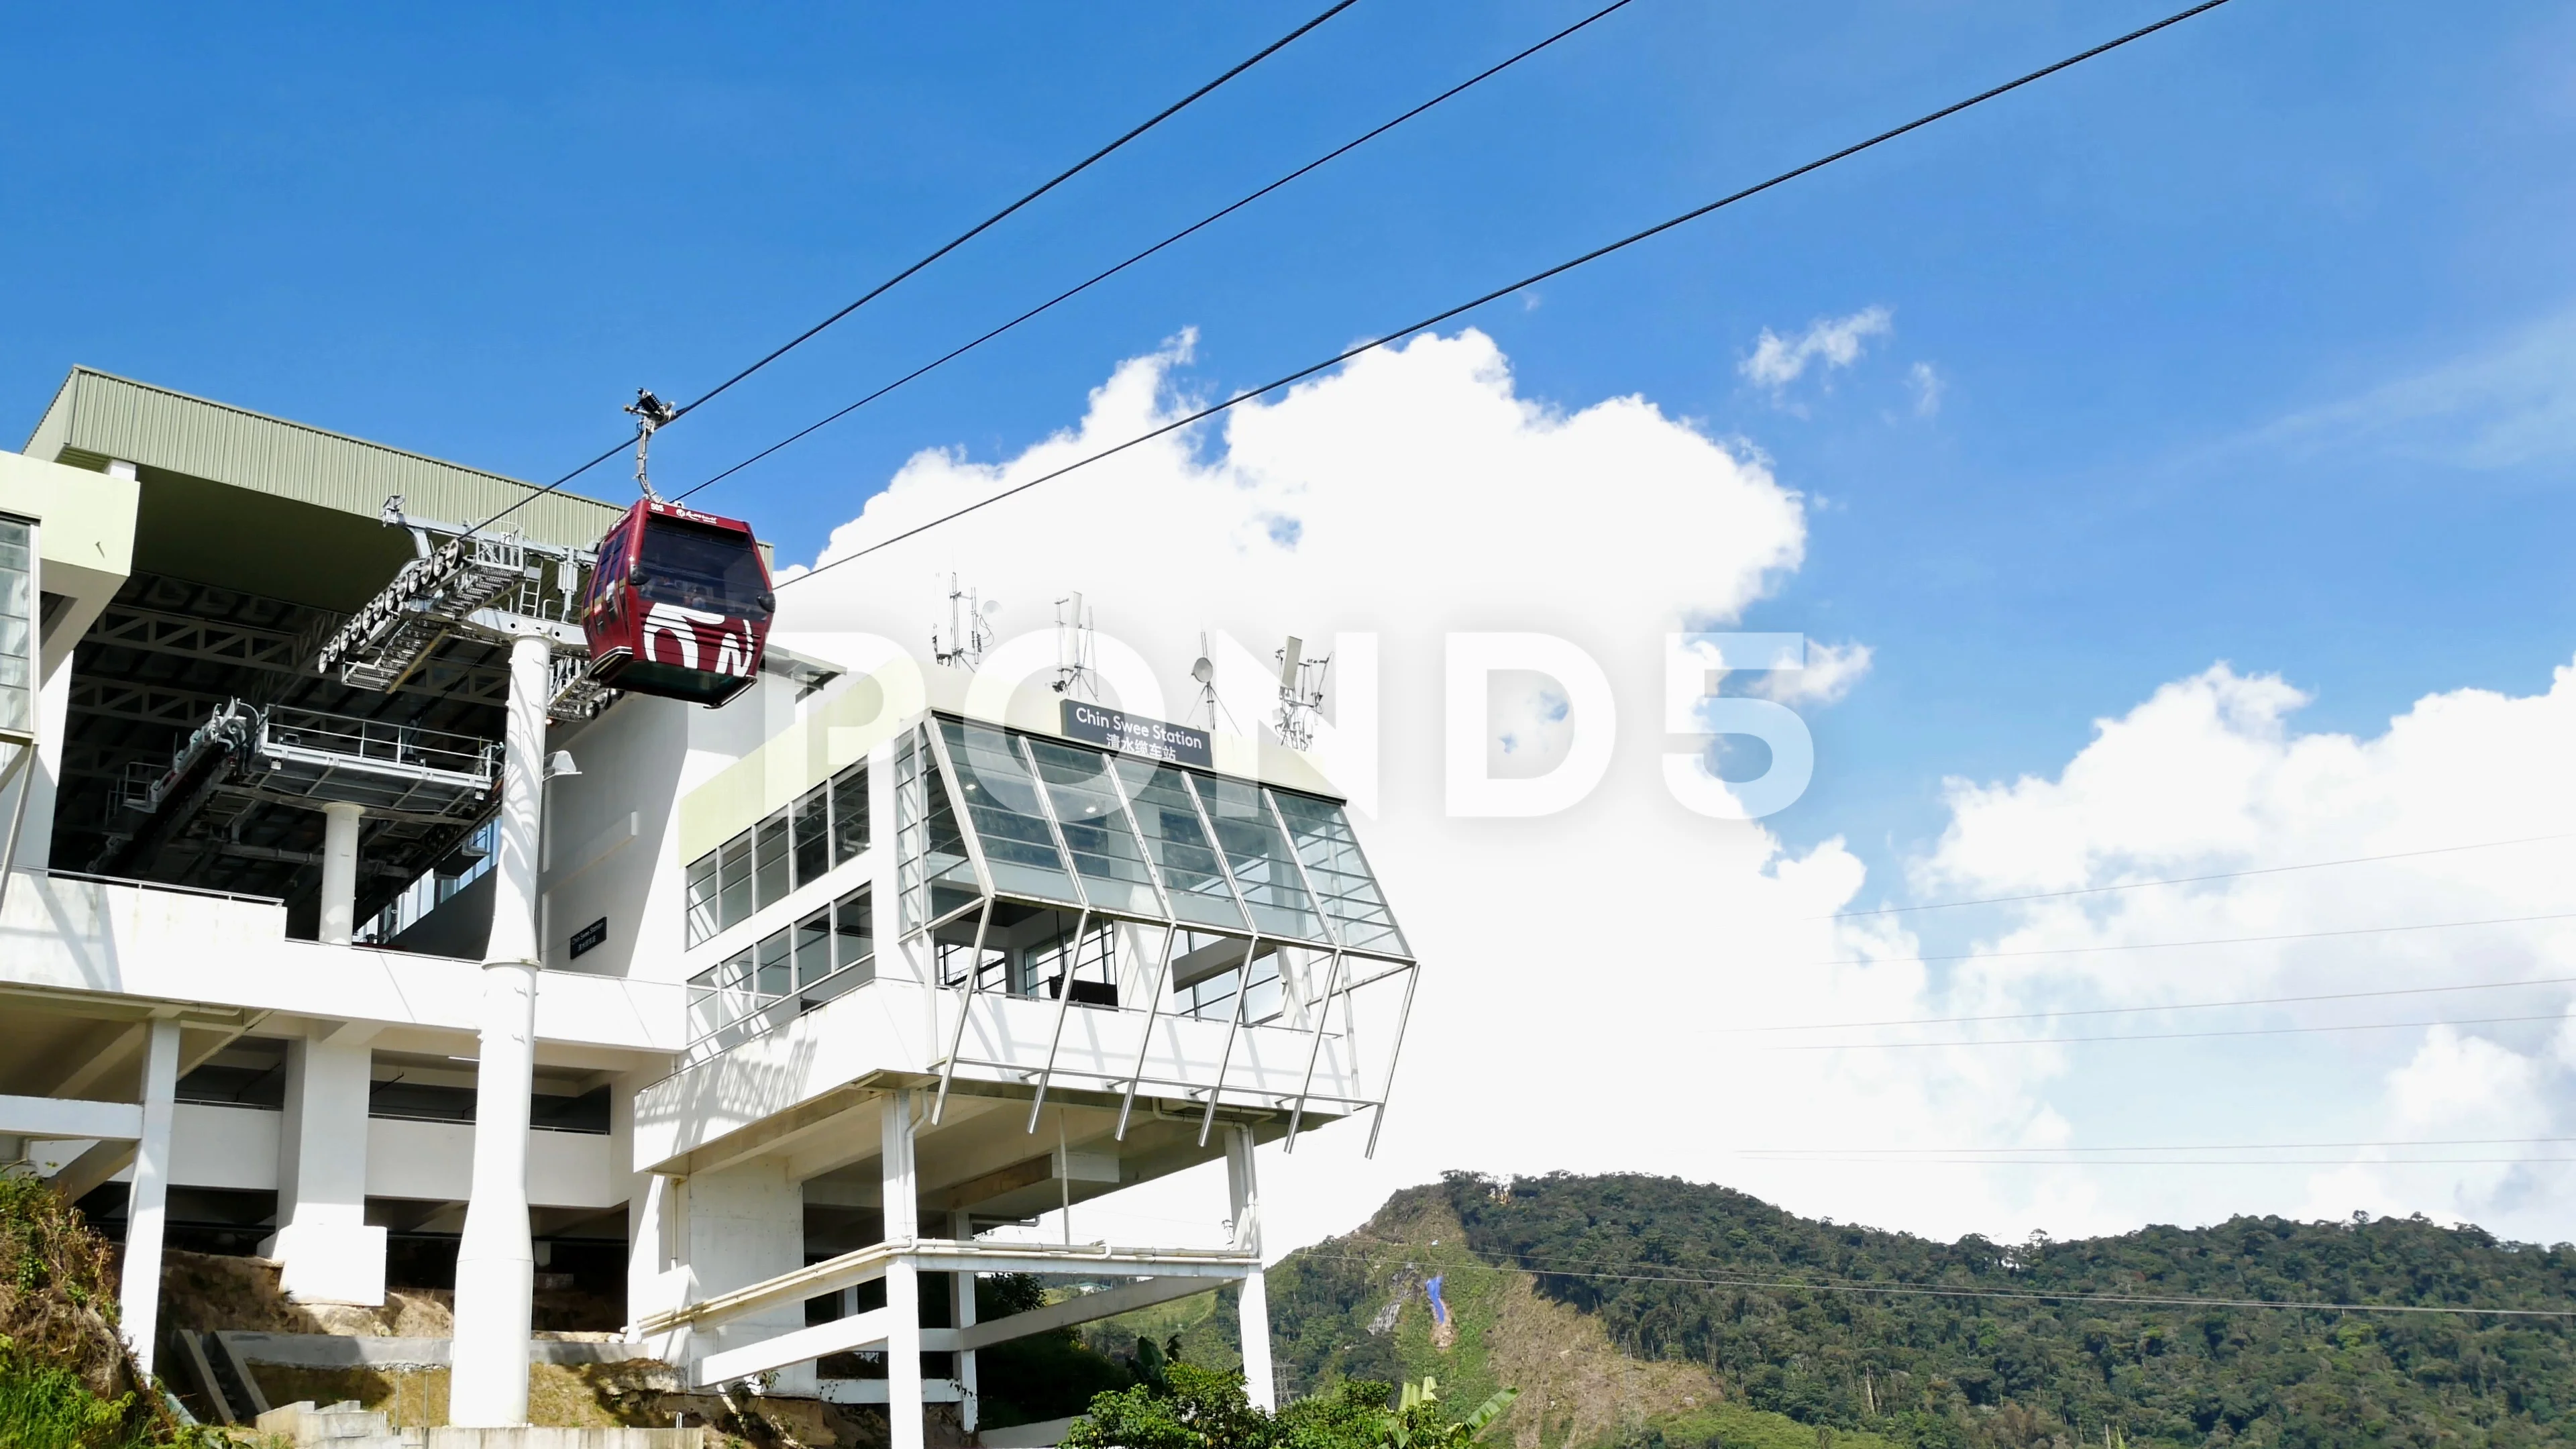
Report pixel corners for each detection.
[15,366,627,915]
[22,366,623,612]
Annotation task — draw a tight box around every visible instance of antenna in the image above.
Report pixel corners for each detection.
[932,574,996,669]
[1187,633,1234,732]
[1052,592,1097,699]
[623,389,680,502]
[1273,635,1329,749]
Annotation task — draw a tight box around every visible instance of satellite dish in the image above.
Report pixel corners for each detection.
[1191,656,1214,685]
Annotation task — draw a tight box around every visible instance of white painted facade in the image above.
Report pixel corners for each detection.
[0,435,1417,1438]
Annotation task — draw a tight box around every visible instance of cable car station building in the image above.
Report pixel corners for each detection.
[0,368,1416,1441]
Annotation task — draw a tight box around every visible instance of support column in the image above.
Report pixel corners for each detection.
[950,1210,978,1433]
[260,1032,386,1304]
[883,1091,924,1449]
[119,1018,179,1375]
[317,802,363,945]
[1226,1126,1273,1411]
[450,632,550,1427]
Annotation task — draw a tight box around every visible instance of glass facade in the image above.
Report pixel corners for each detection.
[0,519,30,738]
[687,883,875,1049]
[685,759,870,949]
[900,715,1403,959]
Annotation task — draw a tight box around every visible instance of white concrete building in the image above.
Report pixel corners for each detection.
[0,369,1416,1442]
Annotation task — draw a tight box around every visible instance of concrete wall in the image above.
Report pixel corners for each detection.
[0,871,685,1055]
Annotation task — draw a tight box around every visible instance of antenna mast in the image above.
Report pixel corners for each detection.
[1052,592,1097,699]
[1273,635,1329,749]
[932,574,995,669]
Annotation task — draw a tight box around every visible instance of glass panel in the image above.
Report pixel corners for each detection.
[685,851,720,947]
[831,764,869,864]
[1191,776,1329,943]
[794,909,833,987]
[835,888,875,978]
[718,833,753,930]
[637,515,771,614]
[1267,790,1409,957]
[792,786,831,888]
[755,928,794,996]
[937,719,1077,904]
[755,811,792,910]
[1026,739,1159,917]
[898,731,979,930]
[1115,759,1245,930]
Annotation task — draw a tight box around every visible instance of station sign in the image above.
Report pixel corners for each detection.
[1059,700,1213,768]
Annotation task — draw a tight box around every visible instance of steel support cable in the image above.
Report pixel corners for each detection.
[1820,832,2576,920]
[465,0,1363,538]
[1799,908,2576,969]
[777,0,2238,591]
[1735,971,2576,1034]
[1766,1009,2573,1053]
[1739,1135,2576,1156]
[1302,1242,2576,1319]
[670,0,1644,506]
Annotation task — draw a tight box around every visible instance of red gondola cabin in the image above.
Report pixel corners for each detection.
[582,500,774,707]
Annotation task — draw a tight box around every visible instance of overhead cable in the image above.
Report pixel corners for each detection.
[1821,833,2576,920]
[673,0,1643,506]
[1797,908,2576,969]
[778,0,2240,590]
[1764,1010,2569,1053]
[468,0,1363,537]
[1303,1244,2576,1320]
[1730,971,2576,1034]
[1737,1135,2576,1155]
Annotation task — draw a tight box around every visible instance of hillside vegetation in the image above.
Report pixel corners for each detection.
[1244,1171,2576,1449]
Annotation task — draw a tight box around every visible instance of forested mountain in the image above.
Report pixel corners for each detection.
[1229,1172,2576,1449]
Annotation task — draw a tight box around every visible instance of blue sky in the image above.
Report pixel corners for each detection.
[11,1,2576,1237]
[9,1,2570,875]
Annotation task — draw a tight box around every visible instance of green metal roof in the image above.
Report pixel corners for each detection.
[23,367,623,551]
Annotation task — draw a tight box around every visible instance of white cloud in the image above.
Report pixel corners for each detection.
[1741,306,1892,392]
[1751,639,1872,706]
[1909,659,2576,1242]
[775,326,2576,1254]
[775,328,2055,1252]
[1909,360,1944,418]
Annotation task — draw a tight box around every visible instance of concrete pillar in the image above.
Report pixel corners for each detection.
[450,631,550,1427]
[684,1159,810,1394]
[119,1018,179,1375]
[260,1032,386,1304]
[883,1091,924,1449]
[950,1210,978,1433]
[317,802,363,945]
[16,643,71,871]
[1226,1126,1273,1410]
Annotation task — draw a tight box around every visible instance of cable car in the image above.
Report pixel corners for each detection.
[582,499,775,707]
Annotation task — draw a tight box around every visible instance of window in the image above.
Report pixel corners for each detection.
[755,812,792,911]
[0,519,32,737]
[938,719,1077,904]
[685,852,721,947]
[718,835,753,930]
[1195,776,1330,944]
[1115,759,1244,930]
[794,908,833,987]
[755,928,794,996]
[834,889,873,975]
[832,763,869,863]
[635,515,771,614]
[898,732,979,930]
[1268,790,1408,957]
[792,785,831,888]
[685,762,875,947]
[1027,739,1159,916]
